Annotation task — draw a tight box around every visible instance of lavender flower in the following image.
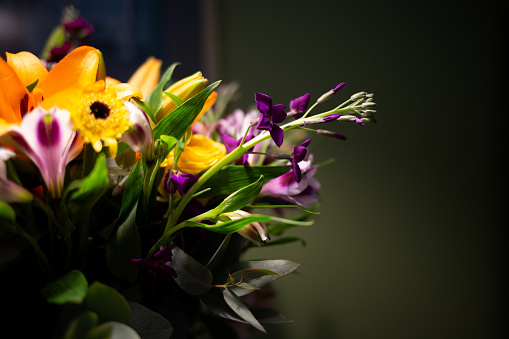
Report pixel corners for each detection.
[132,245,177,280]
[163,170,199,195]
[255,93,287,148]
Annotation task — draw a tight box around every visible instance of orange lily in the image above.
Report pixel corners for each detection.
[127,56,162,98]
[0,46,101,135]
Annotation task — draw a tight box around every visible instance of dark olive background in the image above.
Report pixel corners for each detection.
[1,0,505,338]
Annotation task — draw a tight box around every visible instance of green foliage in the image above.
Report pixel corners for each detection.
[198,165,291,198]
[63,311,99,339]
[152,81,220,141]
[64,153,109,224]
[41,270,89,304]
[85,282,131,325]
[128,302,173,339]
[223,289,265,333]
[209,176,264,217]
[167,244,213,296]
[145,62,180,117]
[0,202,16,224]
[163,91,184,106]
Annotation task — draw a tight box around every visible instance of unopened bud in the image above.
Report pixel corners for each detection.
[316,129,347,140]
[154,139,170,161]
[350,92,367,101]
[221,210,269,246]
[250,118,259,127]
[361,102,376,109]
[317,82,345,103]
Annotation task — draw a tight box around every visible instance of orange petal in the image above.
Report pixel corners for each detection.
[105,76,121,87]
[128,56,162,97]
[38,46,100,98]
[6,51,48,87]
[193,91,217,124]
[40,86,82,112]
[107,83,143,101]
[0,57,30,122]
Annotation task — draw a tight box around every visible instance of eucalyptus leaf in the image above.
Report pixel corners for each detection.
[64,311,99,339]
[229,269,278,286]
[145,62,180,116]
[85,282,131,325]
[227,260,301,297]
[167,243,213,296]
[152,81,220,141]
[84,322,140,339]
[198,165,291,198]
[128,301,173,339]
[223,289,265,333]
[41,270,88,305]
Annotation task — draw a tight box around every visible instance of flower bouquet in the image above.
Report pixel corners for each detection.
[0,12,377,339]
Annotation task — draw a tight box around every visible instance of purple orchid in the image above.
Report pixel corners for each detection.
[220,133,254,166]
[2,106,83,198]
[292,139,311,183]
[132,245,177,280]
[163,169,200,195]
[0,148,33,203]
[119,101,155,160]
[259,155,321,208]
[289,93,310,119]
[255,93,287,148]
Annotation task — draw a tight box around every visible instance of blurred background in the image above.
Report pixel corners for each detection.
[1,0,505,338]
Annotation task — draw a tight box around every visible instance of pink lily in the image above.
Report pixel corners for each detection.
[2,106,83,198]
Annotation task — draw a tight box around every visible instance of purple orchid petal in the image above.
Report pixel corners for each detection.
[290,93,310,114]
[300,139,311,148]
[170,170,200,196]
[220,133,239,154]
[292,160,303,183]
[293,146,308,163]
[270,124,284,148]
[254,93,272,114]
[4,106,82,198]
[271,104,287,123]
[256,114,272,131]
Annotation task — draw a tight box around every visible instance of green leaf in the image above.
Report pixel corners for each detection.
[26,78,38,92]
[228,260,301,297]
[158,134,183,160]
[229,268,278,286]
[84,322,140,339]
[167,243,213,296]
[152,81,220,141]
[118,159,143,222]
[128,302,173,339]
[163,91,185,106]
[210,176,264,216]
[64,311,99,339]
[198,165,291,198]
[106,202,141,284]
[223,289,265,333]
[131,97,155,123]
[201,214,312,235]
[64,154,109,224]
[145,62,180,116]
[85,282,131,325]
[41,270,88,305]
[0,201,15,224]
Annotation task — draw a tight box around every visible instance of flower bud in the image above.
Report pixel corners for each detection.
[350,92,367,101]
[154,139,170,161]
[316,129,347,140]
[317,82,345,103]
[221,210,269,246]
[156,71,208,121]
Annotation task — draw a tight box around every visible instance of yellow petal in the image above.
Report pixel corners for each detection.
[92,140,103,153]
[128,56,162,98]
[40,86,82,112]
[0,118,17,136]
[38,46,100,98]
[105,76,121,87]
[6,51,48,87]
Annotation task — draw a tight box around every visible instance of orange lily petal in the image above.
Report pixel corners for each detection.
[107,83,143,101]
[0,57,31,123]
[193,91,217,124]
[38,46,100,98]
[6,51,48,87]
[128,56,162,97]
[39,86,82,112]
[105,76,121,87]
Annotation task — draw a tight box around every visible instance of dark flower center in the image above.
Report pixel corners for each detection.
[90,101,110,119]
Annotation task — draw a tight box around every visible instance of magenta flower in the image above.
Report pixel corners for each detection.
[119,101,155,160]
[163,170,200,195]
[2,106,83,198]
[292,139,311,183]
[132,245,177,280]
[260,156,321,208]
[289,93,310,119]
[0,148,33,203]
[220,133,254,166]
[255,93,287,147]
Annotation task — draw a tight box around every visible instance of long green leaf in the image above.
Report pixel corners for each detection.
[223,289,265,333]
[152,81,220,141]
[210,176,264,216]
[198,165,291,198]
[145,62,180,116]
